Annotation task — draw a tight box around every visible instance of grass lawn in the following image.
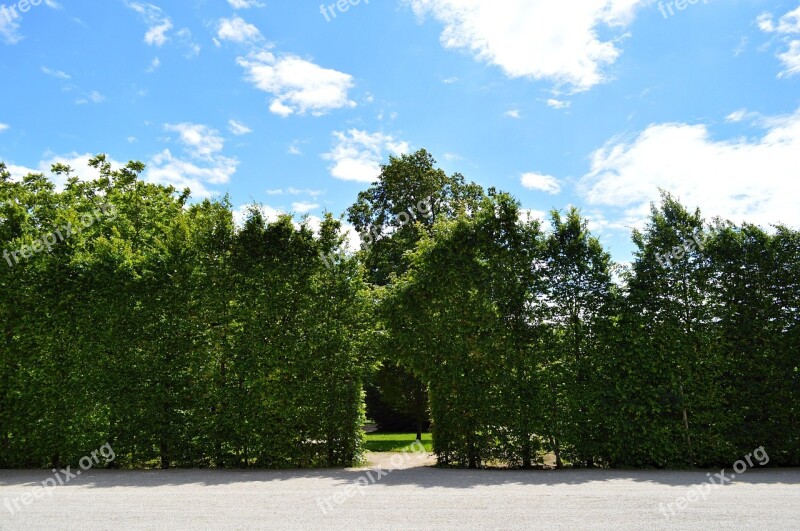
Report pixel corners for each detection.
[364,433,433,453]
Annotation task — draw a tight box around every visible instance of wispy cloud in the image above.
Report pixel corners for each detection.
[227,0,264,8]
[126,2,173,47]
[41,66,70,79]
[547,98,571,109]
[146,57,161,73]
[75,90,106,105]
[124,2,199,56]
[228,119,252,136]
[758,6,800,78]
[266,187,324,197]
[288,141,303,155]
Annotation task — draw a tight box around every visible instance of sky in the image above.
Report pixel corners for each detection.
[1,0,799,260]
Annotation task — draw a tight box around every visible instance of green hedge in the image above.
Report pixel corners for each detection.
[0,159,368,469]
[383,192,799,469]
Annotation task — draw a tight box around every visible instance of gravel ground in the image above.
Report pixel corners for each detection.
[1,453,798,530]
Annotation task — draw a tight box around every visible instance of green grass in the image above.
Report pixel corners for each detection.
[364,433,433,453]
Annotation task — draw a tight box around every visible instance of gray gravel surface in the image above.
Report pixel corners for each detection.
[1,454,798,530]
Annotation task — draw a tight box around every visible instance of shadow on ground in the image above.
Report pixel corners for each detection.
[1,452,798,490]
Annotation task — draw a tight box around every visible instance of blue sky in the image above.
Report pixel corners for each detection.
[1,0,799,260]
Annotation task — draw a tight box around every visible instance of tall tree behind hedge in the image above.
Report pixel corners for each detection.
[383,193,546,468]
[347,149,485,437]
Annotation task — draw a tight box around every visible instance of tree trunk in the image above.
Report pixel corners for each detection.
[160,441,170,469]
[522,438,532,469]
[678,381,695,467]
[551,437,563,469]
[468,436,478,469]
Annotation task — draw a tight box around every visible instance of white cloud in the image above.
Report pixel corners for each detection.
[228,0,264,8]
[0,123,8,132]
[232,203,284,227]
[228,119,252,136]
[146,57,161,73]
[547,98,571,109]
[579,108,800,230]
[75,90,106,105]
[757,7,800,34]
[519,209,552,232]
[288,141,303,155]
[145,150,235,197]
[504,109,521,119]
[323,130,410,183]
[725,109,749,123]
[127,2,173,47]
[41,66,70,79]
[175,28,200,58]
[3,148,234,201]
[4,153,125,188]
[164,123,225,160]
[237,50,356,116]
[125,2,196,55]
[759,6,800,78]
[3,163,38,182]
[520,172,562,195]
[267,188,324,197]
[777,40,800,77]
[292,201,320,213]
[146,21,171,46]
[269,100,294,117]
[145,123,238,197]
[408,0,647,90]
[216,16,263,45]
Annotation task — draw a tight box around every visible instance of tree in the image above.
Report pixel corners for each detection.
[347,149,485,437]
